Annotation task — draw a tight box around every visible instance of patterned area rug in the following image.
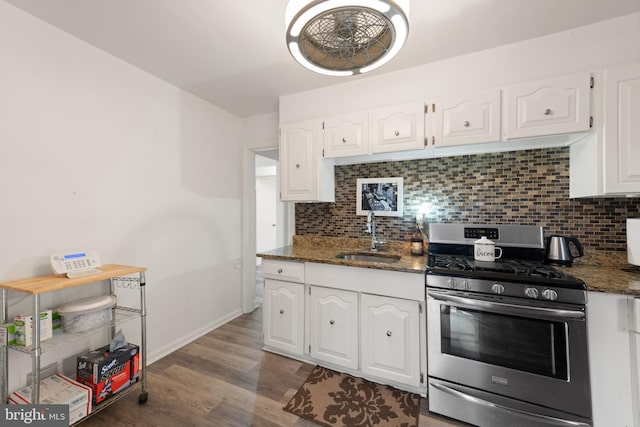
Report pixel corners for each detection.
[284,366,420,427]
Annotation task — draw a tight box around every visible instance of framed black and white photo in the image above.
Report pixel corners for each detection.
[356,177,403,217]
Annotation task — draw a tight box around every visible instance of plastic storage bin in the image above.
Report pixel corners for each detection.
[58,295,116,333]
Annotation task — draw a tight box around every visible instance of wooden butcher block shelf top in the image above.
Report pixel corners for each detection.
[0,264,146,295]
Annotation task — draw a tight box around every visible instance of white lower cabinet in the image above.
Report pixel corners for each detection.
[263,279,305,355]
[587,291,640,427]
[360,294,421,387]
[260,261,426,394]
[309,286,359,369]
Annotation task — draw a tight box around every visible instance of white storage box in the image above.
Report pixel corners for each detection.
[58,295,116,333]
[14,310,53,346]
[9,373,92,425]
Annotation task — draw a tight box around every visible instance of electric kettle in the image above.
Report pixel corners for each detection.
[545,235,585,266]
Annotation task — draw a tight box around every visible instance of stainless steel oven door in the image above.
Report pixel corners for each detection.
[427,288,591,418]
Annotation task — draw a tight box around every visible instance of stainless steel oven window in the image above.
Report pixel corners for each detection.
[439,304,569,379]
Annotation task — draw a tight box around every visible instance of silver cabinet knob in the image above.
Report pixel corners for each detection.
[542,289,558,301]
[342,137,347,143]
[277,268,283,273]
[394,130,400,136]
[525,287,539,298]
[329,319,335,325]
[544,108,552,115]
[491,284,505,294]
[279,309,284,314]
[295,163,300,168]
[463,121,470,127]
[386,330,392,337]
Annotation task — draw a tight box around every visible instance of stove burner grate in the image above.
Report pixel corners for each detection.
[430,255,580,281]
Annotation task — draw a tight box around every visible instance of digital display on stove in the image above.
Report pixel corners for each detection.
[464,227,499,240]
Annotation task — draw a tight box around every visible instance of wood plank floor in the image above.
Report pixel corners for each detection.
[81,307,466,426]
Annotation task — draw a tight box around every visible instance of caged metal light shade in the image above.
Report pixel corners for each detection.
[285,0,409,76]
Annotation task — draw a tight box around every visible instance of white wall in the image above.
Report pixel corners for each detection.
[280,12,640,122]
[0,3,243,390]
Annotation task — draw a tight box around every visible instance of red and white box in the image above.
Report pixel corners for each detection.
[76,343,140,404]
[9,373,92,425]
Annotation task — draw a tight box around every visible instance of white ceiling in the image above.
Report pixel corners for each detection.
[6,0,640,118]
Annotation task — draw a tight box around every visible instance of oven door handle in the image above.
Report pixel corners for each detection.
[430,381,591,427]
[427,290,585,320]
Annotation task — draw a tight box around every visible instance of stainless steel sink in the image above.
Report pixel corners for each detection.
[335,252,401,263]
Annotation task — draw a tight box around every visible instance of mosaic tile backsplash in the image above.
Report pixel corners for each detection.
[295,147,639,252]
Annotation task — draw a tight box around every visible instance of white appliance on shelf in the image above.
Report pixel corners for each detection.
[50,250,102,278]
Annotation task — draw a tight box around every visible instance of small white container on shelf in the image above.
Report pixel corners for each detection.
[58,295,116,333]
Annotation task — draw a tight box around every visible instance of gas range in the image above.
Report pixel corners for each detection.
[426,223,587,304]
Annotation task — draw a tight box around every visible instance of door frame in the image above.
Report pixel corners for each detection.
[241,145,294,313]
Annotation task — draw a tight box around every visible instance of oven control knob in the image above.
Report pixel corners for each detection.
[542,289,558,301]
[491,284,505,294]
[460,280,469,290]
[447,279,455,289]
[524,287,539,299]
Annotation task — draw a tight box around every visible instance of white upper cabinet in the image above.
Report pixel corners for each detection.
[324,111,369,157]
[370,102,425,153]
[603,61,640,194]
[570,63,640,198]
[426,89,501,147]
[280,119,335,202]
[504,72,592,139]
[323,102,425,159]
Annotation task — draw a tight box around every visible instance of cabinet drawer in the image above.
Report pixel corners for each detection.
[262,259,305,282]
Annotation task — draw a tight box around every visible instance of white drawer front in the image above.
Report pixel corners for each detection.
[262,259,305,283]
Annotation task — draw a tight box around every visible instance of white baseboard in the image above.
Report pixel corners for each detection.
[146,308,244,365]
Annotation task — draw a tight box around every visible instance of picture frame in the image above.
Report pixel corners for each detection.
[356,177,404,217]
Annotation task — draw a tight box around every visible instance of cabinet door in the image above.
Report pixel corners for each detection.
[361,294,420,387]
[323,111,369,158]
[280,120,334,202]
[604,61,640,194]
[427,90,501,147]
[504,72,591,139]
[370,102,425,153]
[263,279,305,355]
[309,286,358,369]
[587,292,636,426]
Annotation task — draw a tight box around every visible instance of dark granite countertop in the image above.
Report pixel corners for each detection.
[257,236,427,274]
[561,252,640,297]
[257,236,640,297]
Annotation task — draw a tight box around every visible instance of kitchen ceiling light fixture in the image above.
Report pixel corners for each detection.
[285,0,409,76]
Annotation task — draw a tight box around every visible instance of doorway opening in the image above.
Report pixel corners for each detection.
[255,150,279,304]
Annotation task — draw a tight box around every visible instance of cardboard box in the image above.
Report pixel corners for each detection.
[8,373,92,425]
[0,323,16,346]
[76,343,140,404]
[14,310,53,346]
[52,310,62,330]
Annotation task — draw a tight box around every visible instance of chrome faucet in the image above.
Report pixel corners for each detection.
[366,211,386,252]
